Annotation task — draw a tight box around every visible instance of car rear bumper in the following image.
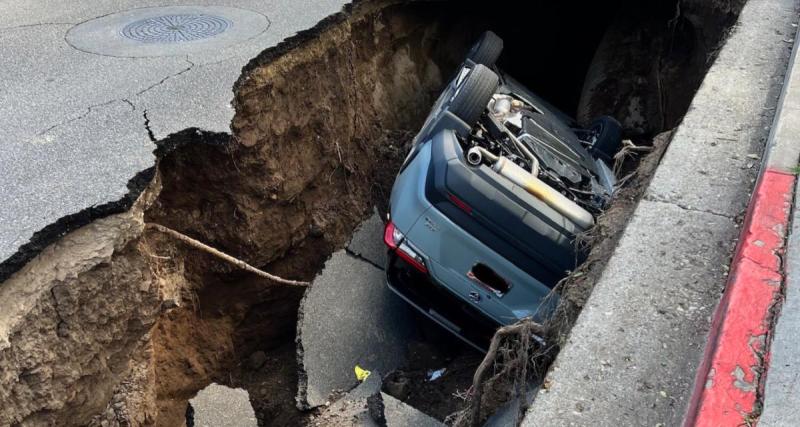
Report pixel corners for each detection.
[386,251,502,352]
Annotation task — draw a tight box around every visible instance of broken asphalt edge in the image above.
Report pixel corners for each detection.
[522,0,800,425]
[0,0,370,284]
[0,128,231,284]
[684,18,800,427]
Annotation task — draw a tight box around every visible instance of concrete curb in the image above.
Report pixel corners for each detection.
[685,19,800,427]
[684,171,794,426]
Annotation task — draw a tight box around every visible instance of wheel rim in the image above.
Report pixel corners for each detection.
[591,122,604,136]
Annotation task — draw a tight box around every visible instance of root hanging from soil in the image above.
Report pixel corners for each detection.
[447,319,547,427]
[145,223,309,287]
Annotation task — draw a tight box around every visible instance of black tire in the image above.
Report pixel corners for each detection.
[590,116,623,161]
[467,31,504,67]
[448,64,499,126]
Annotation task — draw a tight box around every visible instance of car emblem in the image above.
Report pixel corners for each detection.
[424,217,439,232]
[468,291,481,302]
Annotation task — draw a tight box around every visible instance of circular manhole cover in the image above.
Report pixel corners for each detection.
[66,6,270,57]
[121,14,233,44]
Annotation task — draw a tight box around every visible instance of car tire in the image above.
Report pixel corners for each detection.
[590,116,623,162]
[448,64,499,126]
[467,31,504,67]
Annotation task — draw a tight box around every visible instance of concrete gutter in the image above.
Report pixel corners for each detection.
[685,12,800,425]
[522,0,800,425]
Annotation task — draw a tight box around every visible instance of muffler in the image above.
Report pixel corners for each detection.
[468,147,594,229]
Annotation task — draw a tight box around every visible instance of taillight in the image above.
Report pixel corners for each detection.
[383,221,404,249]
[383,221,428,273]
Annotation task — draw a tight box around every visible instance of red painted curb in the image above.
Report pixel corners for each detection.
[684,169,794,427]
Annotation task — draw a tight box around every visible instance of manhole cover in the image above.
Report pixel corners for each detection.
[121,14,233,44]
[66,6,270,58]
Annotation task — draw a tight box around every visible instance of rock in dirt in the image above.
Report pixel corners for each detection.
[384,375,411,401]
[484,388,537,427]
[296,247,413,409]
[311,373,384,426]
[247,351,268,371]
[381,392,444,427]
[189,383,257,427]
[312,373,443,427]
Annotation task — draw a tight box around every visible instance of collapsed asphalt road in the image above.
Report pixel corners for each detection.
[0,0,349,282]
[297,213,413,410]
[0,0,751,425]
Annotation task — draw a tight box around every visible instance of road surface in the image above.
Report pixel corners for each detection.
[0,0,348,278]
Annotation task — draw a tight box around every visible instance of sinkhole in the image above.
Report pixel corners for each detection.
[0,0,744,426]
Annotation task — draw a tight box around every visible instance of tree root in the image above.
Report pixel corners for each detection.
[449,319,546,427]
[144,223,310,287]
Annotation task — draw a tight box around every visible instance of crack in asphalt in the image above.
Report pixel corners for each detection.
[0,22,74,32]
[142,110,156,143]
[37,99,119,136]
[135,57,196,96]
[643,195,737,220]
[344,248,385,271]
[36,58,197,137]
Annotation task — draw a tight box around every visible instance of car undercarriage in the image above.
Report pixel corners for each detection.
[385,31,624,350]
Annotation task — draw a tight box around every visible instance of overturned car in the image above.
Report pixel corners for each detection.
[383,32,622,350]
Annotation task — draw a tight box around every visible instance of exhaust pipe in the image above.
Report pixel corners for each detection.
[467,146,498,166]
[493,157,594,229]
[466,147,594,229]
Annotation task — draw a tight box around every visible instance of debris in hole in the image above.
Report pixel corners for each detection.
[310,371,384,426]
[427,368,447,382]
[188,383,257,427]
[355,365,372,382]
[448,320,545,426]
[385,375,411,400]
[383,340,483,422]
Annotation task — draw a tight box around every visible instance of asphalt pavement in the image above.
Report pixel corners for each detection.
[0,0,348,274]
[189,383,257,427]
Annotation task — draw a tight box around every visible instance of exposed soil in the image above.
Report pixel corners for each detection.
[578,0,746,135]
[374,313,485,422]
[228,345,305,426]
[0,0,746,426]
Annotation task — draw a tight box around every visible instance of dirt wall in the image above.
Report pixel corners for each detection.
[0,181,162,426]
[578,0,746,135]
